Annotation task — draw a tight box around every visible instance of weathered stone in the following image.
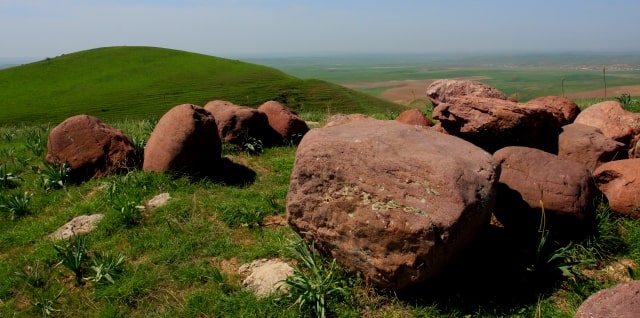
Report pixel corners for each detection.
[146,193,172,210]
[559,123,627,171]
[522,96,580,126]
[593,159,640,218]
[287,118,499,289]
[324,113,373,128]
[426,79,507,106]
[257,101,308,143]
[574,101,640,158]
[238,259,294,297]
[143,104,221,175]
[46,115,137,182]
[575,280,640,318]
[203,100,280,146]
[49,214,104,240]
[493,146,598,236]
[432,96,561,153]
[396,108,434,127]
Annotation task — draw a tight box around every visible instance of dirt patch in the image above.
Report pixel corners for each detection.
[566,85,640,99]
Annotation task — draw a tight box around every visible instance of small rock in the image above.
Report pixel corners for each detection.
[396,108,434,127]
[49,214,104,240]
[238,259,294,297]
[146,193,172,210]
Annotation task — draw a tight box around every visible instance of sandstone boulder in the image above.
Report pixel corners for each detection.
[432,96,561,153]
[46,115,137,182]
[559,123,627,171]
[574,101,640,157]
[204,100,280,146]
[522,96,580,126]
[287,118,499,289]
[493,146,598,235]
[593,159,640,218]
[426,79,507,106]
[257,101,308,144]
[143,104,221,175]
[574,280,640,318]
[396,108,434,127]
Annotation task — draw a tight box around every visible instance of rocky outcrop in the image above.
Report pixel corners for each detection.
[287,118,499,289]
[46,115,137,182]
[426,79,507,106]
[574,101,640,158]
[558,123,627,171]
[593,159,640,218]
[143,104,221,175]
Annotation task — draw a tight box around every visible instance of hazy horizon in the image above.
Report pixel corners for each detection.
[2,0,640,63]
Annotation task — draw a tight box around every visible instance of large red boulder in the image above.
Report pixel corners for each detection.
[575,280,640,318]
[257,101,308,144]
[558,123,627,171]
[287,118,499,289]
[574,101,640,158]
[522,96,580,126]
[432,96,561,153]
[46,115,137,182]
[493,146,598,236]
[426,79,507,106]
[143,104,221,175]
[593,159,640,218]
[395,108,434,127]
[204,100,280,146]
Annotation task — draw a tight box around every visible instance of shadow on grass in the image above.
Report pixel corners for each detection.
[198,157,257,187]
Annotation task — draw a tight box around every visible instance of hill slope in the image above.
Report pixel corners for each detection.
[0,46,404,125]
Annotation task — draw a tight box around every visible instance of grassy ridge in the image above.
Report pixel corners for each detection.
[0,46,404,125]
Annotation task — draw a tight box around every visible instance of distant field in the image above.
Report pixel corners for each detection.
[251,54,640,103]
[0,47,404,125]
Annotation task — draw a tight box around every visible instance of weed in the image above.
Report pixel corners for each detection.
[281,240,346,318]
[242,136,264,155]
[88,252,125,284]
[616,93,639,111]
[54,235,89,286]
[130,137,146,167]
[15,261,47,289]
[25,128,45,157]
[32,288,63,317]
[0,191,32,219]
[40,161,71,191]
[3,131,15,141]
[0,164,22,188]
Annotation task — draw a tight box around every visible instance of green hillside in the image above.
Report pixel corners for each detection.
[0,46,404,125]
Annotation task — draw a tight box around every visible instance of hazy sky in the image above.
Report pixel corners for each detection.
[2,0,640,59]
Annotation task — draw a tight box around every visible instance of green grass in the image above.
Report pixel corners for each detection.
[0,46,404,125]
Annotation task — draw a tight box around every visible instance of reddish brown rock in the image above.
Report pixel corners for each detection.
[574,101,640,157]
[522,96,580,126]
[46,115,137,182]
[324,113,373,127]
[593,159,640,218]
[574,280,640,318]
[559,123,627,171]
[426,79,507,106]
[493,146,598,236]
[432,96,561,153]
[143,104,221,175]
[287,118,499,289]
[396,108,434,127]
[204,100,280,146]
[257,101,308,144]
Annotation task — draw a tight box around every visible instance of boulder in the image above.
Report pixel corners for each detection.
[522,96,580,126]
[49,214,104,241]
[257,101,308,144]
[324,113,373,128]
[396,108,434,127]
[432,96,561,153]
[287,118,499,289]
[238,258,294,297]
[574,280,640,318]
[593,159,640,218]
[203,100,280,146]
[143,104,221,175]
[46,115,137,182]
[574,101,640,157]
[558,123,627,171]
[493,146,598,236]
[426,79,507,106]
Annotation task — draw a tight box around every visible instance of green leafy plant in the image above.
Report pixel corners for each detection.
[25,128,45,157]
[40,161,71,190]
[0,164,23,188]
[616,93,639,111]
[32,288,63,318]
[88,252,125,284]
[1,191,32,219]
[243,136,264,155]
[282,240,346,318]
[54,235,89,286]
[15,261,47,289]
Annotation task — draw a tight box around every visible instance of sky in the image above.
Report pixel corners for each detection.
[1,0,640,60]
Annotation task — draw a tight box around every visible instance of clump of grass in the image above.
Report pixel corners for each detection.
[88,252,125,284]
[54,235,89,286]
[39,161,71,191]
[0,164,22,189]
[0,191,32,219]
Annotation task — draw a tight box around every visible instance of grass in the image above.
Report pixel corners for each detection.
[0,46,405,125]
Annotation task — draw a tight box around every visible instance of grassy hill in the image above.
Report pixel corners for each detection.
[0,46,404,125]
